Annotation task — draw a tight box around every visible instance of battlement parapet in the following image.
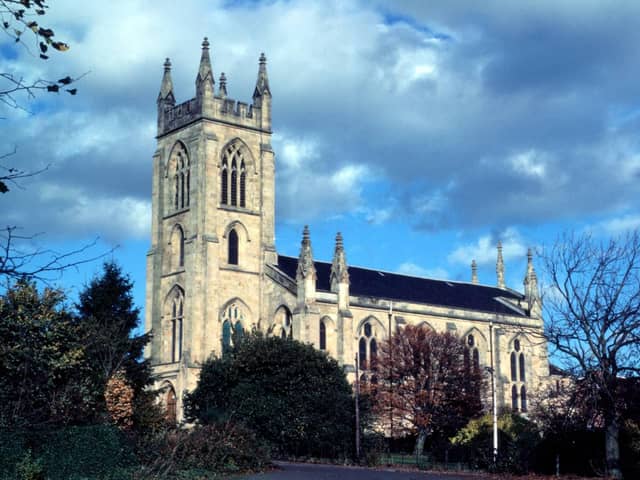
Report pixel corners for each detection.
[159,96,265,136]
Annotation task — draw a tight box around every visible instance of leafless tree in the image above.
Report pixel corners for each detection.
[542,230,640,479]
[372,325,484,455]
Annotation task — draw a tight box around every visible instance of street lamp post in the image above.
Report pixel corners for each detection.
[388,301,393,460]
[489,321,498,466]
[355,352,361,461]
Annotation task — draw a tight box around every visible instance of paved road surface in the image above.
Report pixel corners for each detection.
[239,461,485,480]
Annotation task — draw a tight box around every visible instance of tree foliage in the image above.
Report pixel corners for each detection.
[542,230,640,479]
[76,261,156,430]
[0,280,95,427]
[185,334,355,458]
[372,325,484,455]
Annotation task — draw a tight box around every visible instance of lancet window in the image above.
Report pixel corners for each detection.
[319,320,326,350]
[168,289,184,363]
[274,305,292,339]
[228,229,239,265]
[170,143,190,211]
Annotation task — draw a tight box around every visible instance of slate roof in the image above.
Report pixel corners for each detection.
[276,255,526,317]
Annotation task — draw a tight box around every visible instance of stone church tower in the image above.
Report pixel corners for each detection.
[145,39,276,418]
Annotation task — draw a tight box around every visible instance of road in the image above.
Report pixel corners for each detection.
[238,461,485,480]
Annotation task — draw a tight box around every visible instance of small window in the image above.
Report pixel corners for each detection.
[222,320,231,353]
[520,385,527,412]
[228,229,239,265]
[221,159,228,205]
[510,352,517,381]
[514,339,521,351]
[359,337,367,370]
[364,322,372,338]
[472,348,479,370]
[519,353,526,382]
[467,334,475,347]
[240,161,246,207]
[370,338,377,369]
[231,159,237,206]
[166,387,177,423]
[319,320,326,350]
[512,385,518,411]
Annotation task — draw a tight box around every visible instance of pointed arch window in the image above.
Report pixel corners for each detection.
[274,305,292,339]
[170,225,185,270]
[319,320,326,350]
[228,229,239,265]
[221,302,246,353]
[510,352,517,381]
[359,337,367,370]
[168,289,184,363]
[359,320,377,371]
[240,160,246,207]
[512,385,518,411]
[170,144,190,211]
[221,158,228,205]
[519,353,526,382]
[165,386,177,423]
[521,385,527,412]
[230,158,238,207]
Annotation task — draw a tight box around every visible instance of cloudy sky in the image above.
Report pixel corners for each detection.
[2,0,640,313]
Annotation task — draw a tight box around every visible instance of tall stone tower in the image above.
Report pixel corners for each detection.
[145,39,275,417]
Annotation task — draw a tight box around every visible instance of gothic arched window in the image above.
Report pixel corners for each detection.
[169,289,184,363]
[521,385,527,412]
[274,305,292,339]
[230,158,238,206]
[169,144,190,211]
[512,385,518,411]
[221,158,228,205]
[165,385,177,423]
[510,352,517,381]
[370,338,377,370]
[240,160,246,207]
[519,353,526,382]
[221,302,246,353]
[319,320,326,350]
[228,229,239,265]
[359,337,367,370]
[359,320,378,371]
[170,225,185,271]
[466,334,480,372]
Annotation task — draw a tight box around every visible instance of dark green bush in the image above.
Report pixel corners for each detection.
[37,425,135,480]
[0,429,28,479]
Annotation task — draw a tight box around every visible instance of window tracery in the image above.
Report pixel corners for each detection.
[510,338,526,412]
[358,320,378,371]
[167,288,184,363]
[169,143,190,211]
[220,142,250,208]
[221,302,246,353]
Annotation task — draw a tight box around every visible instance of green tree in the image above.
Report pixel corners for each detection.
[185,334,355,458]
[0,280,95,427]
[76,261,155,429]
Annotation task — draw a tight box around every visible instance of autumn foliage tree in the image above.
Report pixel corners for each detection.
[372,325,484,455]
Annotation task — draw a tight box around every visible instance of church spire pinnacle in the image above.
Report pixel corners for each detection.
[524,247,539,298]
[496,240,505,289]
[219,72,227,98]
[253,52,271,99]
[296,225,316,280]
[331,232,349,292]
[196,37,214,99]
[158,58,175,103]
[471,259,478,284]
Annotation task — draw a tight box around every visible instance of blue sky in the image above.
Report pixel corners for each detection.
[2,0,640,321]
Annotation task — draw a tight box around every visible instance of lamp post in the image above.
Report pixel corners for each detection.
[388,301,393,459]
[489,321,498,466]
[355,352,361,461]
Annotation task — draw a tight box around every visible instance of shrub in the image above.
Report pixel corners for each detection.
[451,412,540,473]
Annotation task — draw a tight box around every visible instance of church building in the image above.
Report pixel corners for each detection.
[145,39,550,421]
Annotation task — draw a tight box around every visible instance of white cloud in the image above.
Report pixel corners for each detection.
[397,262,449,279]
[509,150,547,178]
[448,227,527,266]
[593,214,640,235]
